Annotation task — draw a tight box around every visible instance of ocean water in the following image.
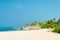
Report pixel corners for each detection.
[0,27,16,32]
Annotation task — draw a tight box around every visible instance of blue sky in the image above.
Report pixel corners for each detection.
[0,0,60,27]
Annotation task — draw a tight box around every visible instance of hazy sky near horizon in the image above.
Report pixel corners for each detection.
[0,0,60,27]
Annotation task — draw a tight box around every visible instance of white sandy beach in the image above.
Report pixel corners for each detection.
[0,29,60,40]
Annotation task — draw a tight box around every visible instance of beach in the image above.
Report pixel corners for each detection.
[0,29,60,40]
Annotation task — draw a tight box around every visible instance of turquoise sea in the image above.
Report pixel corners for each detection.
[0,27,13,31]
[0,27,21,32]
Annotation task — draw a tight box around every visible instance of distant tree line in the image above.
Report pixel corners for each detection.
[25,18,60,33]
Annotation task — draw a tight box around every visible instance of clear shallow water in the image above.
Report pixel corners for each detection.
[0,27,21,32]
[0,27,13,31]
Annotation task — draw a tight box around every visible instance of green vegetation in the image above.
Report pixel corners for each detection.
[30,21,37,26]
[25,21,37,27]
[26,18,60,33]
[38,22,43,26]
[52,26,60,33]
[41,18,60,33]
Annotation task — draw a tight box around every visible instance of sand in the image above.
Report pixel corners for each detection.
[0,29,60,40]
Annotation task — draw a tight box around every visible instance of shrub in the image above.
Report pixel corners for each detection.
[41,24,50,28]
[30,23,36,26]
[52,26,60,33]
[38,22,43,26]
